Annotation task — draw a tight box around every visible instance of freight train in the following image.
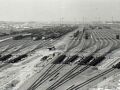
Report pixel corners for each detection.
[12,34,31,40]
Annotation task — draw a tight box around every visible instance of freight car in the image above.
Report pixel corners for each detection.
[78,55,94,65]
[8,54,27,63]
[31,34,42,41]
[41,56,49,61]
[73,31,79,37]
[13,35,23,40]
[113,62,120,69]
[84,33,89,39]
[63,55,79,64]
[0,54,12,61]
[13,34,31,40]
[116,35,119,39]
[32,36,42,41]
[89,56,105,66]
[52,55,66,64]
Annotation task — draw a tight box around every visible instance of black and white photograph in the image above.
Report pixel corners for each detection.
[0,0,120,90]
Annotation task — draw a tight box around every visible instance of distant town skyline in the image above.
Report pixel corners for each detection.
[0,0,120,22]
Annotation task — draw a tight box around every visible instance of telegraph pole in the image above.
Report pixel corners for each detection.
[60,17,64,26]
[112,16,114,23]
[83,17,85,25]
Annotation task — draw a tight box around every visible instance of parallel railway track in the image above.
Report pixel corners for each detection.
[27,30,100,90]
[46,30,120,90]
[27,28,120,90]
[67,68,115,90]
[27,31,85,90]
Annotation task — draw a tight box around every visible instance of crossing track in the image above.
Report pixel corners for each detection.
[27,28,120,90]
[26,30,98,90]
[65,30,120,90]
[28,30,100,90]
[66,30,84,53]
[66,68,115,90]
[46,30,120,90]
[27,29,85,90]
[27,28,95,90]
[0,38,56,68]
[64,31,118,90]
[0,45,10,54]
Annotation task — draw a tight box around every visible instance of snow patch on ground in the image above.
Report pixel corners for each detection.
[55,30,74,51]
[0,30,75,90]
[0,49,61,90]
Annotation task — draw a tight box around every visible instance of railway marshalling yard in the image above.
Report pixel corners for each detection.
[1,24,120,90]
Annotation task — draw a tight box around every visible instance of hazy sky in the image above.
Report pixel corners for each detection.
[0,0,120,22]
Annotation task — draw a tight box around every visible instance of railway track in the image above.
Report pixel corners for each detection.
[46,65,91,90]
[65,30,120,90]
[27,28,92,89]
[27,28,120,90]
[27,29,98,90]
[66,33,119,90]
[43,31,106,90]
[66,30,84,53]
[0,38,55,68]
[66,68,115,90]
[27,30,85,90]
[46,30,120,90]
[27,64,56,90]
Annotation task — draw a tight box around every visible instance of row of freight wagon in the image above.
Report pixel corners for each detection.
[52,54,120,69]
[0,53,27,63]
[12,33,61,41]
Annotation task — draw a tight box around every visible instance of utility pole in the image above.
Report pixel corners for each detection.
[112,16,114,23]
[83,17,85,25]
[98,16,101,23]
[60,17,64,26]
